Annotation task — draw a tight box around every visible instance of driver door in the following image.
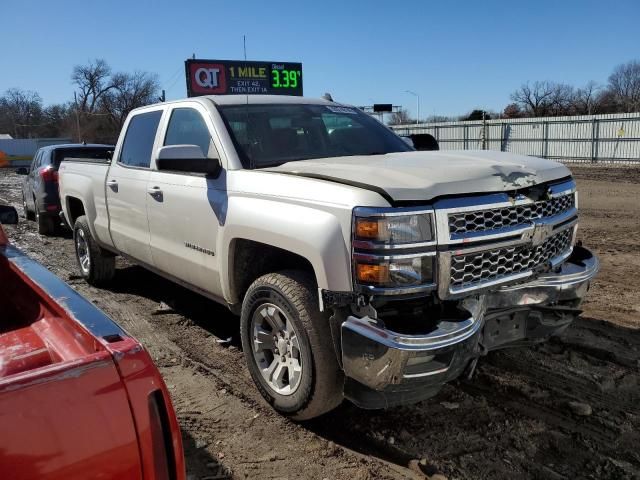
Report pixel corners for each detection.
[147,105,226,296]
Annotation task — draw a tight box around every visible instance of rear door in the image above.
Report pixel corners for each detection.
[30,149,52,211]
[147,104,226,295]
[25,150,42,209]
[106,109,163,265]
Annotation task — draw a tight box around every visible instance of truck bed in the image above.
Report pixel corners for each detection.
[0,240,185,480]
[58,159,113,245]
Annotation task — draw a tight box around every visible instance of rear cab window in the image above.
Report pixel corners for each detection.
[118,111,163,168]
[53,148,112,168]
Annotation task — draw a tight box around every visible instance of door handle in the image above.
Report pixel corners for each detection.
[106,179,118,191]
[147,186,163,200]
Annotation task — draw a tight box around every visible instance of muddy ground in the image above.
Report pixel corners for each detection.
[1,165,639,480]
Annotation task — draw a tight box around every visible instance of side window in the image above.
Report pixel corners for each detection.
[30,152,39,171]
[164,108,213,157]
[119,111,163,168]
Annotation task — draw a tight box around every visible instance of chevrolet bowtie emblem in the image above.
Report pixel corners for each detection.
[528,223,554,247]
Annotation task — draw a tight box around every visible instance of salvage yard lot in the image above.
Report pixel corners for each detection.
[1,165,639,479]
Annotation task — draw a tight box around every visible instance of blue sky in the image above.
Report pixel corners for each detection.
[2,0,639,118]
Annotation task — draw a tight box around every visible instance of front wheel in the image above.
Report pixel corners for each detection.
[240,270,344,420]
[73,215,115,286]
[22,192,33,220]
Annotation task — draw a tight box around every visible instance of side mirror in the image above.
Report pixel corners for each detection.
[0,205,18,225]
[409,133,439,151]
[400,136,415,148]
[16,167,28,175]
[106,150,113,160]
[156,145,221,177]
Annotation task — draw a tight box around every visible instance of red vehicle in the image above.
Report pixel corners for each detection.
[0,205,185,480]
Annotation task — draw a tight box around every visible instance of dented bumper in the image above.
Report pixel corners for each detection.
[341,246,599,409]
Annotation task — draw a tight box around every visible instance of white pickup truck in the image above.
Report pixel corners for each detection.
[59,95,598,420]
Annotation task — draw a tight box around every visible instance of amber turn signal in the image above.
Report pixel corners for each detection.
[356,263,390,284]
[355,219,379,239]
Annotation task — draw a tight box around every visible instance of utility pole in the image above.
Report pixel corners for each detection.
[481,110,487,150]
[405,90,420,124]
[73,92,81,143]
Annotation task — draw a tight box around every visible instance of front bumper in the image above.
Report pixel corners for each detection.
[341,246,599,409]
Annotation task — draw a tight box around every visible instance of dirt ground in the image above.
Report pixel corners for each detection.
[1,165,639,480]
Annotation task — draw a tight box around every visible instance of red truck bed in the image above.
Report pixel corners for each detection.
[0,228,185,480]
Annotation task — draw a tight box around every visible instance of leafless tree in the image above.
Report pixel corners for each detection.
[572,81,602,115]
[425,115,455,123]
[503,103,522,118]
[387,109,413,125]
[607,60,640,112]
[511,81,555,116]
[510,81,575,117]
[0,88,43,138]
[40,103,74,138]
[101,71,160,129]
[72,59,114,113]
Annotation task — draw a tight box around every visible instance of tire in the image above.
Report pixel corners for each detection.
[73,215,115,286]
[22,192,31,219]
[34,199,54,235]
[240,270,344,420]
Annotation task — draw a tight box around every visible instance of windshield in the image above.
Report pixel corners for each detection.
[218,103,413,168]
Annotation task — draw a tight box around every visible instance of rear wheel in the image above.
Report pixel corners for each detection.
[34,198,54,235]
[240,270,344,420]
[73,215,115,286]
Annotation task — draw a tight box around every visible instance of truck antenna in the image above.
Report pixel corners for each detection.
[243,35,254,169]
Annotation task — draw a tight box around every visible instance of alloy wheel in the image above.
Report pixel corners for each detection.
[250,303,303,395]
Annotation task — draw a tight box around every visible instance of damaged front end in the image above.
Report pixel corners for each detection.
[327,178,599,408]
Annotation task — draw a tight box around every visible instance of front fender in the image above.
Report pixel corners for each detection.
[220,196,352,303]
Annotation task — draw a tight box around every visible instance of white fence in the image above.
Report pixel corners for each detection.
[0,138,71,156]
[0,138,72,166]
[391,112,640,164]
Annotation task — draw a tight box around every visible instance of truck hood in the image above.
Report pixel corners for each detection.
[264,150,571,202]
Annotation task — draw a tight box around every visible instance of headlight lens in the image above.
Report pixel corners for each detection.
[354,255,435,287]
[354,212,434,245]
[352,208,436,291]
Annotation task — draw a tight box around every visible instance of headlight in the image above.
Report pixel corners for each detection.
[352,207,436,293]
[354,254,435,287]
[353,209,434,246]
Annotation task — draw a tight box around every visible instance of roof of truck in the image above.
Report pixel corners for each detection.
[39,143,114,151]
[206,95,335,106]
[154,95,338,108]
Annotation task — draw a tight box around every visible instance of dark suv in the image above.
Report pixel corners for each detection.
[20,144,113,234]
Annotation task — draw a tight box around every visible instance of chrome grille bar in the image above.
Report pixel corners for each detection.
[449,193,575,236]
[450,228,573,291]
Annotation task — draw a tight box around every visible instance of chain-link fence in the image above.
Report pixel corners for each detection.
[391,112,640,165]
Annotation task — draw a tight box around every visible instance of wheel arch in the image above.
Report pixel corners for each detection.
[221,198,353,306]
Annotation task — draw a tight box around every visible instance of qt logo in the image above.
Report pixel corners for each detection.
[195,68,220,88]
[188,63,227,95]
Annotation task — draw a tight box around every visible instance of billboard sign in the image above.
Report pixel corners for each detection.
[185,59,303,97]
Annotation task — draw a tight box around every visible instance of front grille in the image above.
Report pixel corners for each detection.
[448,193,575,236]
[450,228,573,289]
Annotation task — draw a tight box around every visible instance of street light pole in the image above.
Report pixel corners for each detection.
[405,90,420,124]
